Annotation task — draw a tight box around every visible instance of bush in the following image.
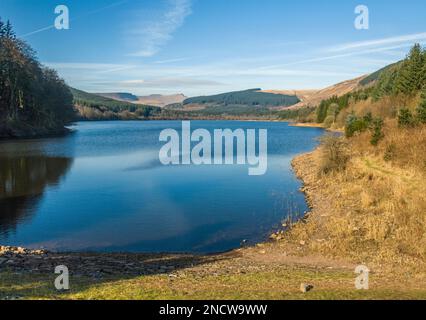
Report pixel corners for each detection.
[345,114,369,138]
[319,135,350,174]
[370,118,384,146]
[398,108,416,127]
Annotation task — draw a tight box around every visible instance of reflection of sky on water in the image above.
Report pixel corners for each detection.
[0,121,323,253]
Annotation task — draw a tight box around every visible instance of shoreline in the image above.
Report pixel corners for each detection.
[3,145,426,299]
[289,122,344,133]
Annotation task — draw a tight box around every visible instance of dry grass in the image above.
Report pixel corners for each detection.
[319,135,350,174]
[290,123,426,267]
[334,94,421,130]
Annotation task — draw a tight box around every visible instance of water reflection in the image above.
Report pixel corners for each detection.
[0,156,73,236]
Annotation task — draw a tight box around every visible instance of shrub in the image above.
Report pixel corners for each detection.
[398,108,416,127]
[370,118,385,146]
[319,135,350,174]
[345,114,369,138]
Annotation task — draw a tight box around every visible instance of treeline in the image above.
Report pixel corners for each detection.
[70,88,161,120]
[0,18,75,137]
[184,89,300,108]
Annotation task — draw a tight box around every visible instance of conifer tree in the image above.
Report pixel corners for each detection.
[417,88,426,124]
[395,44,425,94]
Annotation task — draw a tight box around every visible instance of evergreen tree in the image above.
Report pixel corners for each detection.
[395,44,425,94]
[417,88,426,124]
[370,118,384,146]
[398,108,416,127]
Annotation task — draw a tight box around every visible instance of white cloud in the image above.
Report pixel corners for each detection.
[328,32,426,52]
[129,0,192,57]
[45,62,130,70]
[116,78,224,88]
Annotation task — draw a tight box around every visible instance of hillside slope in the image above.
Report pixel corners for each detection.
[184,88,300,108]
[95,92,139,102]
[136,94,187,107]
[265,75,367,109]
[70,88,161,120]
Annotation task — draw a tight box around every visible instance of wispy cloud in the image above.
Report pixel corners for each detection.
[117,78,224,88]
[128,0,192,57]
[256,43,415,71]
[154,57,190,64]
[328,32,426,52]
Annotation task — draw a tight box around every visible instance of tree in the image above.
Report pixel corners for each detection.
[417,88,426,124]
[345,114,369,138]
[395,44,425,95]
[398,108,416,127]
[0,18,75,135]
[370,118,384,146]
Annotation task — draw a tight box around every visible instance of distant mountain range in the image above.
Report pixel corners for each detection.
[70,57,405,121]
[95,92,187,107]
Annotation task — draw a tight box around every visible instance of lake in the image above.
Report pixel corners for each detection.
[0,121,324,253]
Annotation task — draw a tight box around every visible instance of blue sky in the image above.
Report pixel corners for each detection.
[1,0,426,96]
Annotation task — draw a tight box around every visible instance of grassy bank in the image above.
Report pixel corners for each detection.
[288,122,426,267]
[1,245,426,300]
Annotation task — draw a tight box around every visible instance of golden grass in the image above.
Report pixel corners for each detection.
[290,123,426,267]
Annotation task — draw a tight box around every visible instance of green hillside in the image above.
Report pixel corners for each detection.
[95,92,139,102]
[358,62,401,87]
[184,88,300,108]
[70,87,161,120]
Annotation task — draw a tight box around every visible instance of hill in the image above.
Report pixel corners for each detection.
[95,92,139,102]
[183,88,300,108]
[136,94,187,107]
[264,75,367,110]
[358,61,401,87]
[70,88,161,120]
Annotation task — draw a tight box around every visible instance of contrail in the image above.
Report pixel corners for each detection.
[19,0,129,38]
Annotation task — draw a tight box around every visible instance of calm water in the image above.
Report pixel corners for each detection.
[0,121,323,253]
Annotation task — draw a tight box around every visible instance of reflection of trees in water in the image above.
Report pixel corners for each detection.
[0,157,73,237]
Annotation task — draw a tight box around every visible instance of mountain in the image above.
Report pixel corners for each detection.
[95,92,187,108]
[136,94,187,107]
[95,92,139,102]
[264,75,367,110]
[70,87,161,120]
[183,88,300,108]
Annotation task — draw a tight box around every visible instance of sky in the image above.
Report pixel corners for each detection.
[1,0,426,97]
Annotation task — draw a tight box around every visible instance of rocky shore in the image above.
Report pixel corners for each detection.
[0,246,216,278]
